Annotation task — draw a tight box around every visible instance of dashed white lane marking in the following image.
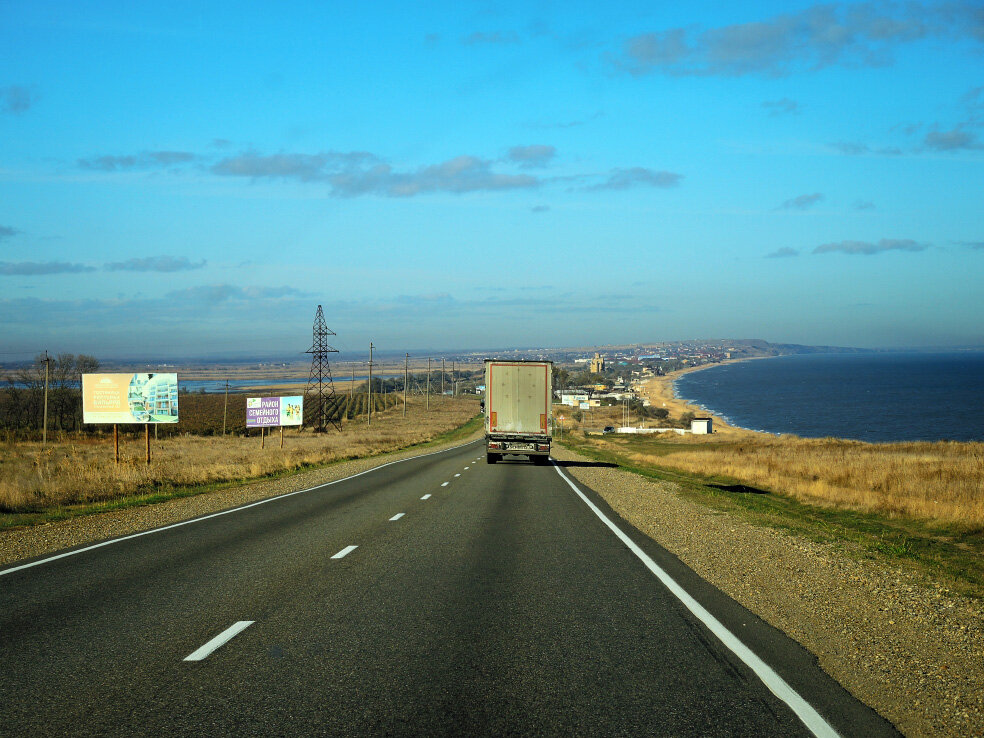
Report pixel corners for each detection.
[421,494,432,500]
[454,473,461,478]
[464,466,470,470]
[331,545,358,559]
[1,439,482,578]
[441,482,449,487]
[550,463,838,738]
[389,513,405,521]
[184,621,254,662]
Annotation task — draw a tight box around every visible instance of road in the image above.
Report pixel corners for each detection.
[0,439,897,736]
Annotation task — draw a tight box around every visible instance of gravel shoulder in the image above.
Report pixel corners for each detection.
[0,432,481,569]
[552,443,984,738]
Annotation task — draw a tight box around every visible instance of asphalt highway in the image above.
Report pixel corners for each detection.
[0,439,898,736]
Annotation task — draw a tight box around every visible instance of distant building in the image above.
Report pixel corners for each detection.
[691,417,713,434]
[589,352,605,373]
[560,391,590,407]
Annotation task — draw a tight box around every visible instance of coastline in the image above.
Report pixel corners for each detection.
[639,358,766,436]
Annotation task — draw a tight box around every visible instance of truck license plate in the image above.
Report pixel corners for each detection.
[509,443,534,451]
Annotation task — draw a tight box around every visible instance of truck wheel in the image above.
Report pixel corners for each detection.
[486,453,498,464]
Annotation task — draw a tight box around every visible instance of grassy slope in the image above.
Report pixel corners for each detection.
[560,433,984,598]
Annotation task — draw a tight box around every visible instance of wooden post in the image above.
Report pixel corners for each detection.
[280,425,284,449]
[42,352,50,447]
[114,424,119,464]
[145,425,150,465]
[261,426,265,449]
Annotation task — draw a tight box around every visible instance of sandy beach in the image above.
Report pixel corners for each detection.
[638,359,765,436]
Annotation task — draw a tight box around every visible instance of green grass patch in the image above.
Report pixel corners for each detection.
[559,434,984,598]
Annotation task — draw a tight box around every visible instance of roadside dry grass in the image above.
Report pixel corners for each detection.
[563,432,984,597]
[0,397,479,518]
[614,434,984,529]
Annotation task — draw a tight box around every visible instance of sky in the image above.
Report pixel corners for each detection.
[1,1,982,360]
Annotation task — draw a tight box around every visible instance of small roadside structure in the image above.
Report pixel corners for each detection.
[691,417,713,434]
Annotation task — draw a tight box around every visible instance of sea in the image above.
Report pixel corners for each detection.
[673,352,984,443]
[179,377,369,393]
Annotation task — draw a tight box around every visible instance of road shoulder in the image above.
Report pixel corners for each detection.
[551,443,984,738]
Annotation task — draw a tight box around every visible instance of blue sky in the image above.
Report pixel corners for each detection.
[1,1,982,359]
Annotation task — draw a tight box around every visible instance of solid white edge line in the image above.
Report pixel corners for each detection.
[331,545,358,559]
[2,439,482,578]
[183,620,254,662]
[389,513,405,521]
[550,463,839,738]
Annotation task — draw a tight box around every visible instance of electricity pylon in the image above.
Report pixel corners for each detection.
[304,305,342,432]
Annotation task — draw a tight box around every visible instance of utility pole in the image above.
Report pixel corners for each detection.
[368,342,374,427]
[441,358,445,399]
[452,361,456,397]
[41,351,50,447]
[222,379,229,436]
[350,366,354,400]
[426,357,431,411]
[403,353,408,418]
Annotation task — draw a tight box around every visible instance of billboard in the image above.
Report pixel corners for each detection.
[246,396,303,428]
[83,373,179,424]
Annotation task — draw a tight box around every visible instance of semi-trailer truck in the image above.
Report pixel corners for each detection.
[484,359,553,464]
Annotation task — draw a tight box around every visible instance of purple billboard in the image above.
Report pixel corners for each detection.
[246,396,303,427]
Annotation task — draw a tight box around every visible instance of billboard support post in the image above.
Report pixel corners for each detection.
[114,424,119,464]
[42,352,50,447]
[261,427,265,449]
[145,425,150,465]
[280,426,284,449]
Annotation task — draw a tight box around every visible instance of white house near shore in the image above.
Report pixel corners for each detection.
[691,417,713,434]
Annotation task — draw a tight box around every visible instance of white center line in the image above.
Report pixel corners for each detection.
[389,513,405,521]
[464,466,470,470]
[331,545,358,559]
[441,482,449,487]
[184,621,254,662]
[454,473,461,478]
[1,440,479,578]
[421,494,432,500]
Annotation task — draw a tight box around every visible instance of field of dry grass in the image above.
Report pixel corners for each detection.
[591,433,984,529]
[0,396,480,514]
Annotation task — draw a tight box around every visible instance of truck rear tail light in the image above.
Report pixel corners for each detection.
[537,444,549,451]
[488,442,503,450]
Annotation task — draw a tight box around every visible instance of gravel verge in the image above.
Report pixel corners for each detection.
[552,444,984,738]
[0,433,481,569]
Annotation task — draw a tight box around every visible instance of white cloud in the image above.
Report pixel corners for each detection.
[778,193,824,210]
[813,238,927,255]
[619,3,984,78]
[0,261,95,275]
[105,256,206,273]
[586,167,683,191]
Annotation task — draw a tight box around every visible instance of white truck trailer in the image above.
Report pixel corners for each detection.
[484,359,553,465]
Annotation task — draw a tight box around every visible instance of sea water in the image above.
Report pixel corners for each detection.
[674,352,984,443]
